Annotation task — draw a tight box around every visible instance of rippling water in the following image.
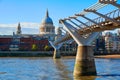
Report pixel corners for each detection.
[0,57,120,80]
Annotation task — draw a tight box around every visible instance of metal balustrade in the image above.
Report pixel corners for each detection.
[78,9,120,29]
[54,0,120,45]
[55,9,120,45]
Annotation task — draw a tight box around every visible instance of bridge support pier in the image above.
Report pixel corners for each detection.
[73,46,96,76]
[49,41,62,59]
[60,21,99,76]
[53,49,61,59]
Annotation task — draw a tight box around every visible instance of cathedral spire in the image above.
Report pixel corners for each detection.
[46,9,49,17]
[16,22,21,35]
[18,22,20,27]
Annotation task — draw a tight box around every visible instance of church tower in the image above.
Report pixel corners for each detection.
[55,27,62,40]
[16,22,22,35]
[39,10,55,41]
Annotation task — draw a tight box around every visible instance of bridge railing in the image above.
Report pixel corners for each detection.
[79,9,120,27]
[56,1,120,45]
[56,9,120,44]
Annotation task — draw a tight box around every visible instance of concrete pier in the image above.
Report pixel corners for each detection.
[73,46,96,76]
[53,49,61,59]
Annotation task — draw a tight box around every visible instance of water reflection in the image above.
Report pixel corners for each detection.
[0,57,119,80]
[74,76,96,80]
[53,58,97,80]
[53,59,73,80]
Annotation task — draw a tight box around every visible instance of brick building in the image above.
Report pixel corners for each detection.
[0,36,50,51]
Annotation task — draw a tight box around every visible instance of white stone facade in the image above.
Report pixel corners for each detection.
[39,10,56,41]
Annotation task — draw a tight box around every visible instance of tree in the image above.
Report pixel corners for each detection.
[44,45,50,51]
[32,44,38,51]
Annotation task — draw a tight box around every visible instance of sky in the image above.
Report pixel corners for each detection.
[0,0,120,35]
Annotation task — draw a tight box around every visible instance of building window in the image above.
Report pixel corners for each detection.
[46,28,50,32]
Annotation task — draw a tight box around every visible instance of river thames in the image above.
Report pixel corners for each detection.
[0,57,120,80]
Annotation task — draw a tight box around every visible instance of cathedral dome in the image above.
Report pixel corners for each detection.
[39,10,55,41]
[41,10,53,25]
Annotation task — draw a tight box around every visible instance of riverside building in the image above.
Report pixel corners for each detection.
[95,31,120,54]
[0,10,61,51]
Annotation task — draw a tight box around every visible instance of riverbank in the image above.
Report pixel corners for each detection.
[61,54,120,59]
[0,51,76,57]
[95,54,120,59]
[0,51,53,57]
[0,51,120,58]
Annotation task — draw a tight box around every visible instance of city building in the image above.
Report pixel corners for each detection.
[95,31,120,54]
[39,10,56,41]
[104,32,120,52]
[0,34,50,51]
[3,9,118,54]
[94,35,106,53]
[0,10,58,51]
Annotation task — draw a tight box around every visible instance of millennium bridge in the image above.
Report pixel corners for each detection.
[50,0,120,77]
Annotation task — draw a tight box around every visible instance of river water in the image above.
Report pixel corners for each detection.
[0,57,120,80]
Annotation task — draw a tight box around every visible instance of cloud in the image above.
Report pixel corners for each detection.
[0,27,39,35]
[21,28,39,34]
[0,22,40,35]
[0,27,16,35]
[21,22,40,29]
[0,22,40,29]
